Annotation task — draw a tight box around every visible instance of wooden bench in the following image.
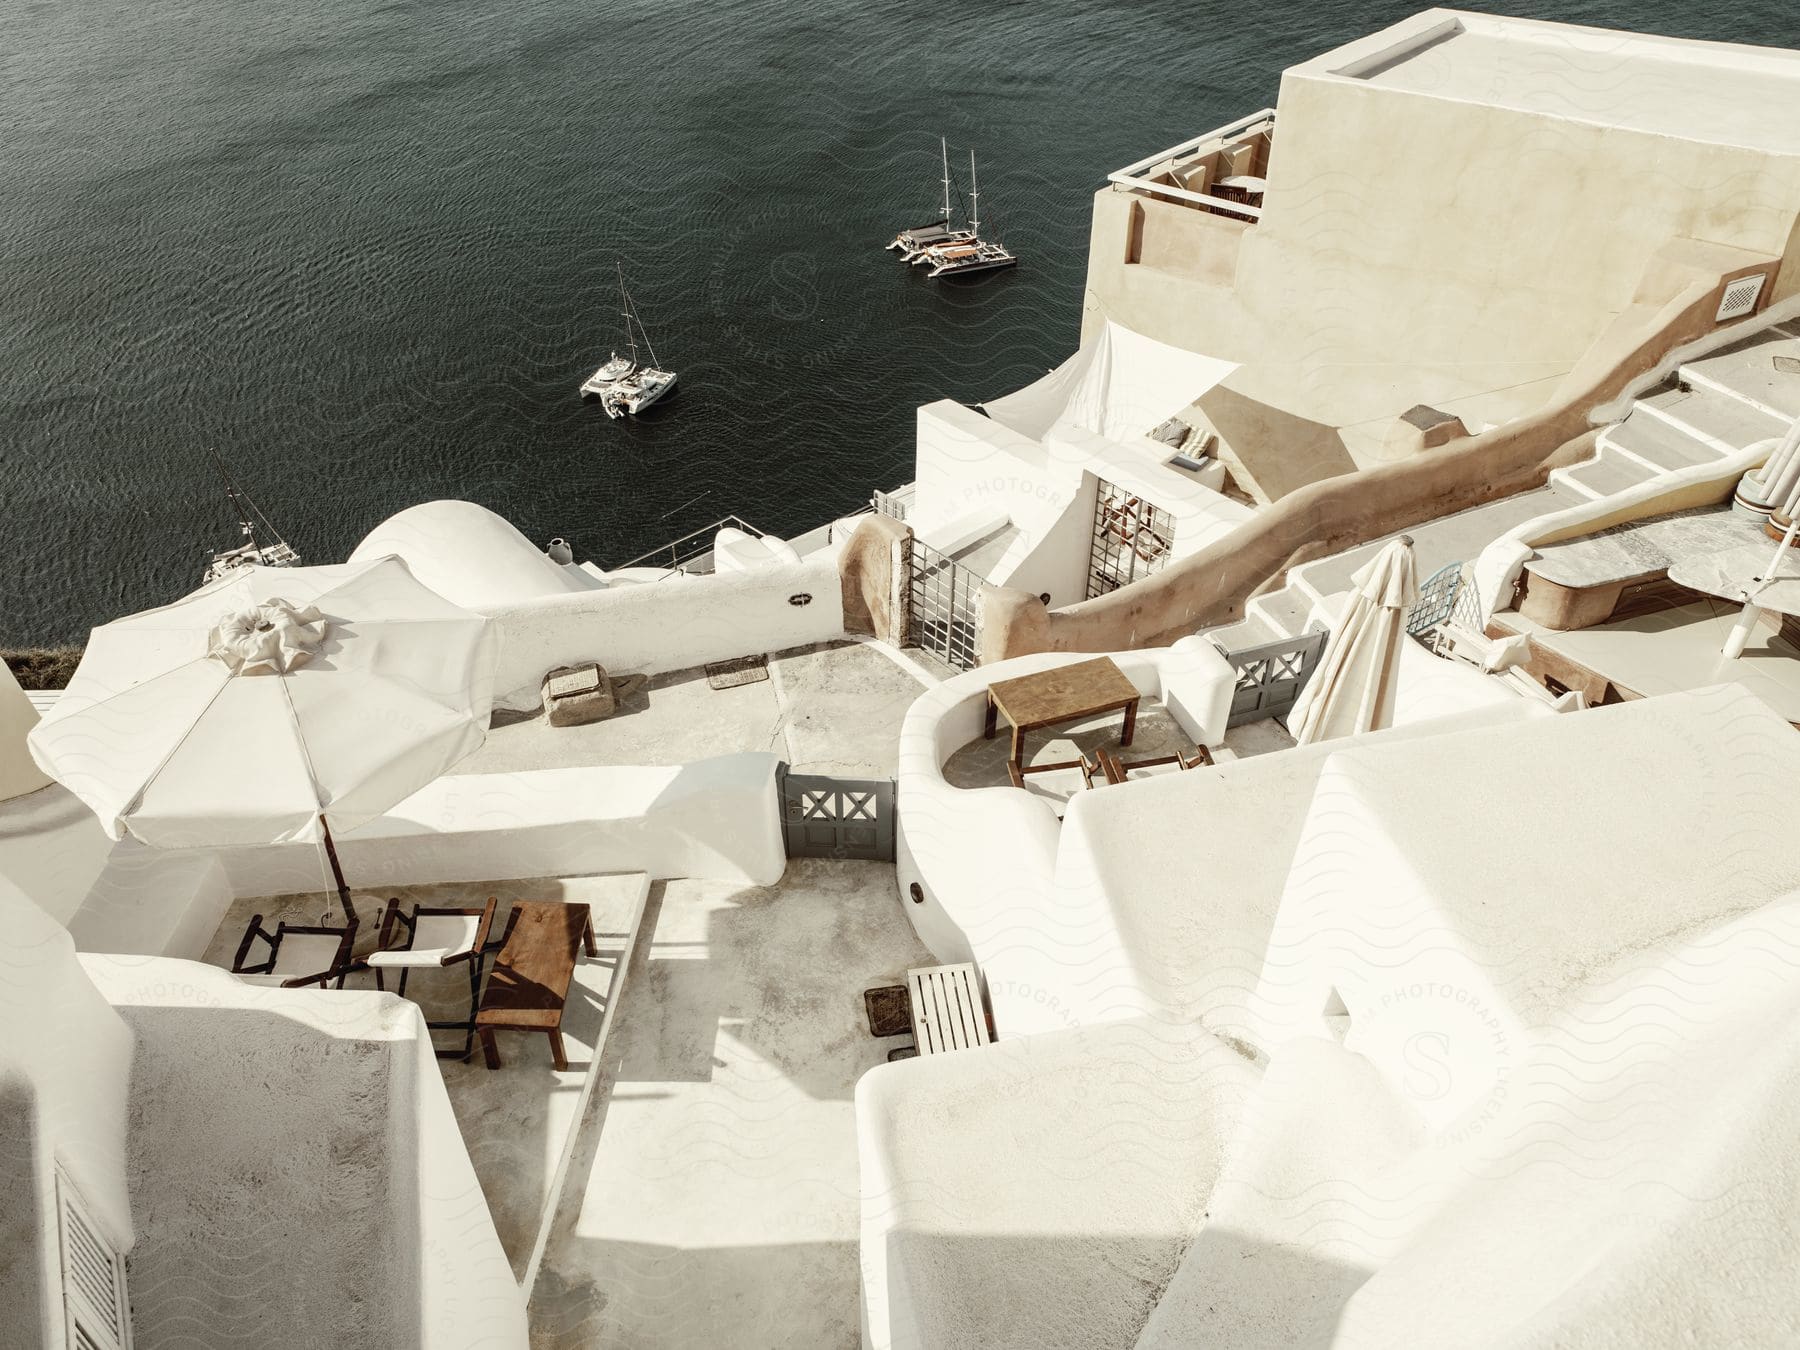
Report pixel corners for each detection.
[475,901,598,1070]
[907,963,993,1055]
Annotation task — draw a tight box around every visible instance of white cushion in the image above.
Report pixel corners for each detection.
[367,913,482,967]
[235,931,346,984]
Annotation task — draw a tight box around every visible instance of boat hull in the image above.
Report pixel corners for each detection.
[593,369,677,418]
[928,254,1020,277]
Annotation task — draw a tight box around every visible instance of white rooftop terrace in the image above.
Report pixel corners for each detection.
[181,638,942,1343]
[1309,10,1800,156]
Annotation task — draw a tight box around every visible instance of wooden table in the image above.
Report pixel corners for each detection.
[984,656,1140,772]
[475,900,598,1071]
[907,963,993,1055]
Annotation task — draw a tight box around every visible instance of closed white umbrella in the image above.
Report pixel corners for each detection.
[1289,535,1420,746]
[1722,477,1800,660]
[28,556,498,924]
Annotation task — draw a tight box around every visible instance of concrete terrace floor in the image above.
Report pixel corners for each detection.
[1506,597,1800,722]
[528,860,933,1349]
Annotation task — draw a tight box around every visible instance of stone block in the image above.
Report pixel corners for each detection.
[542,662,615,727]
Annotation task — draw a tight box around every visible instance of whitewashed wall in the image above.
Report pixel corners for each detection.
[0,785,115,927]
[484,557,845,709]
[0,889,135,1350]
[83,956,528,1350]
[0,664,51,802]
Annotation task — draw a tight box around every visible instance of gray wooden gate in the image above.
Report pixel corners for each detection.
[1217,630,1328,727]
[777,767,896,862]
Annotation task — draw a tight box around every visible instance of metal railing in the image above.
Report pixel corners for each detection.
[908,536,980,670]
[612,515,767,574]
[872,483,915,523]
[1406,562,1465,638]
[1106,108,1276,220]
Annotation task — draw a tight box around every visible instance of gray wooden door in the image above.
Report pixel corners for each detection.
[1219,630,1327,727]
[778,769,896,862]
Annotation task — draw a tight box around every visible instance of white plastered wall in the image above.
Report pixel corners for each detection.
[0,887,135,1350]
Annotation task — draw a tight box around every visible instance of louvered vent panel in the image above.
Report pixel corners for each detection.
[1715,273,1766,322]
[57,1169,131,1350]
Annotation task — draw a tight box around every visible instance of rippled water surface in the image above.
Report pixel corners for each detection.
[3,0,1794,641]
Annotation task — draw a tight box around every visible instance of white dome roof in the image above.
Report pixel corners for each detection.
[350,501,605,610]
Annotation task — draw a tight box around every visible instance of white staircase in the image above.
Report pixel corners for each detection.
[1550,320,1800,502]
[1206,319,1800,652]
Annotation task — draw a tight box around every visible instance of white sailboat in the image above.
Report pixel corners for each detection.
[201,455,300,586]
[580,264,678,418]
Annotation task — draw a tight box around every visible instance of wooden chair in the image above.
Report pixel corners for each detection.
[231,915,357,989]
[1006,752,1103,791]
[359,897,497,1060]
[1096,743,1213,784]
[476,901,598,1071]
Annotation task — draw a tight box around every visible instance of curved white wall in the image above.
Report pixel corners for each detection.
[351,500,605,611]
[895,640,1235,1027]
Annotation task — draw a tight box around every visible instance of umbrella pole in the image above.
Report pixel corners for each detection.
[320,817,359,930]
[1723,516,1799,660]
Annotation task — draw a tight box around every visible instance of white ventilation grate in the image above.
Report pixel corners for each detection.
[1716,273,1766,322]
[57,1169,133,1350]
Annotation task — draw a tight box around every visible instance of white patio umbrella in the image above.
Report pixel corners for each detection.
[28,556,498,925]
[1288,535,1420,746]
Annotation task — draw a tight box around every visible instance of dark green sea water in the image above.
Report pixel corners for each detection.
[3,0,1796,642]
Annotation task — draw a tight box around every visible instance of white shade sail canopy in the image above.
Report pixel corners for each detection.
[29,556,498,850]
[1289,536,1420,746]
[980,320,1238,444]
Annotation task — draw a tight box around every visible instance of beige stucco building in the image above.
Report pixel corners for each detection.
[1085,10,1800,497]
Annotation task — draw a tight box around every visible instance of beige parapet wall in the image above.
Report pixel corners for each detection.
[838,512,912,644]
[982,241,1783,662]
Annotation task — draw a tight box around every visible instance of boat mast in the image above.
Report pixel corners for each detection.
[210,450,259,549]
[632,289,663,370]
[617,260,640,366]
[940,136,952,223]
[968,149,980,239]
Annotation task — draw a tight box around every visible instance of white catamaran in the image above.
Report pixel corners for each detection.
[892,141,1022,279]
[911,148,1018,278]
[580,264,678,418]
[886,137,975,261]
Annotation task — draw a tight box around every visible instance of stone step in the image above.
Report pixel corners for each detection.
[1200,609,1281,652]
[1552,443,1659,499]
[1245,585,1315,640]
[1599,410,1726,472]
[1680,328,1800,424]
[1637,385,1789,454]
